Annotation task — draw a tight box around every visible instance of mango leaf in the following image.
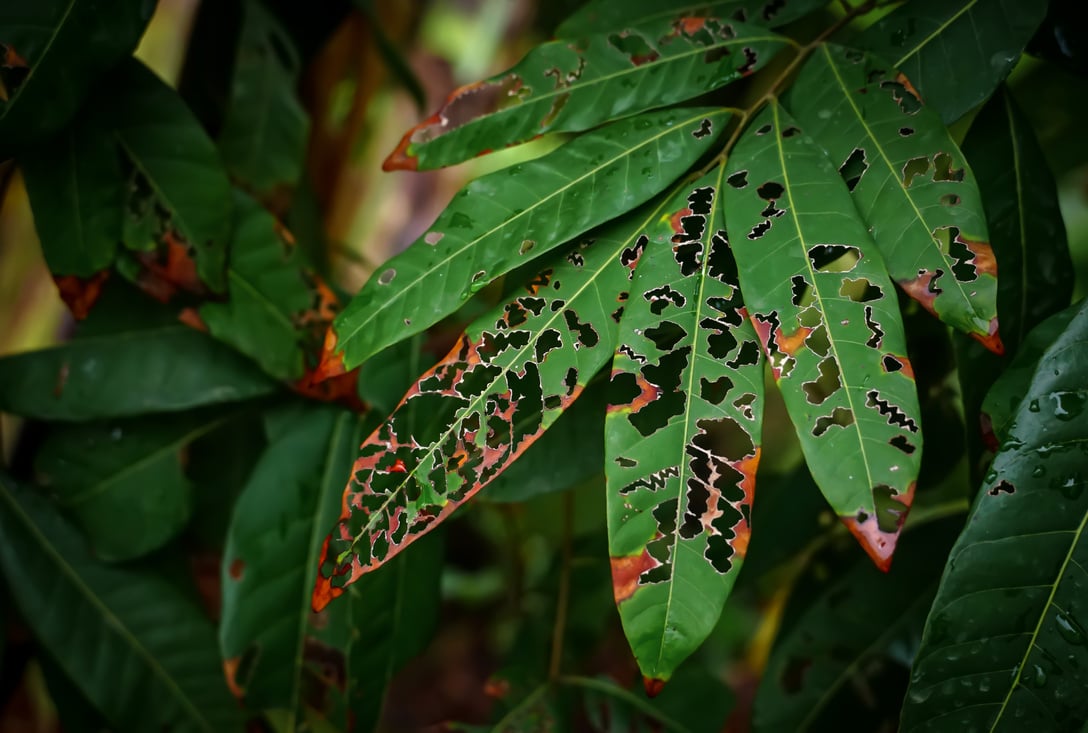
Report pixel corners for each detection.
[0,474,244,732]
[606,171,765,686]
[384,19,782,170]
[218,0,309,199]
[901,298,1088,732]
[328,106,730,371]
[312,187,670,609]
[856,0,1048,124]
[0,0,154,151]
[199,191,318,381]
[555,0,827,37]
[33,409,236,561]
[723,102,922,570]
[754,518,961,733]
[109,59,234,293]
[787,44,999,351]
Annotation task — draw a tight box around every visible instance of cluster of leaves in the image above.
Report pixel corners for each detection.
[1,0,1087,730]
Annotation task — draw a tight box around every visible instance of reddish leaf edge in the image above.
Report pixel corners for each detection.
[840,480,916,572]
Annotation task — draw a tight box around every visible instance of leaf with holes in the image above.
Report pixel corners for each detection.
[384,19,781,170]
[606,171,764,687]
[901,298,1088,732]
[855,0,1047,124]
[787,44,1000,351]
[555,0,827,37]
[312,189,671,608]
[325,106,729,372]
[723,102,922,571]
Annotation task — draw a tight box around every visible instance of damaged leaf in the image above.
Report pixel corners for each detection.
[328,106,730,371]
[901,298,1088,732]
[606,172,764,685]
[787,44,1000,351]
[555,0,827,37]
[723,102,922,571]
[386,18,783,170]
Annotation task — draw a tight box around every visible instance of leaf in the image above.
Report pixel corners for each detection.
[110,59,234,292]
[855,0,1048,124]
[606,172,765,685]
[218,0,309,199]
[754,518,961,733]
[901,298,1088,732]
[0,0,154,151]
[384,19,783,170]
[198,191,318,381]
[787,44,999,350]
[723,102,923,570]
[327,106,731,371]
[0,474,244,732]
[312,186,671,608]
[33,409,235,561]
[555,0,827,37]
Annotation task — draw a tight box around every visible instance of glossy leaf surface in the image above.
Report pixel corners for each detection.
[723,103,922,570]
[607,172,764,685]
[313,194,665,608]
[0,0,153,150]
[902,298,1088,732]
[788,44,1000,350]
[857,0,1047,124]
[0,475,243,732]
[386,19,782,170]
[555,0,826,37]
[329,106,730,371]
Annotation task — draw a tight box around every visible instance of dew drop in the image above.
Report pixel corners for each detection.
[1031,664,1047,688]
[1056,613,1086,645]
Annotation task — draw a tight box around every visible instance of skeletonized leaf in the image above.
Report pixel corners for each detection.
[723,102,922,570]
[787,44,1001,351]
[0,0,154,151]
[555,0,826,37]
[606,171,764,686]
[312,190,671,609]
[901,298,1088,732]
[384,19,782,170]
[327,106,730,372]
[856,0,1047,124]
[0,474,243,732]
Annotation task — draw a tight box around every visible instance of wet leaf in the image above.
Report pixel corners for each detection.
[385,19,782,170]
[313,187,668,608]
[0,0,154,151]
[218,0,309,199]
[606,172,764,684]
[856,0,1048,124]
[555,0,826,37]
[787,44,999,350]
[901,298,1088,732]
[33,409,237,561]
[328,106,730,372]
[723,102,922,571]
[0,474,244,732]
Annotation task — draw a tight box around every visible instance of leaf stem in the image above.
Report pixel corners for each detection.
[548,489,574,681]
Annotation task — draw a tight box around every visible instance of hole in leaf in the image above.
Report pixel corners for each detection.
[839,277,883,302]
[902,156,929,187]
[808,244,860,272]
[802,357,841,405]
[890,435,915,454]
[813,407,854,436]
[378,268,396,285]
[727,170,748,188]
[932,153,964,182]
[425,231,444,245]
[988,480,1015,496]
[757,181,784,199]
[839,148,868,191]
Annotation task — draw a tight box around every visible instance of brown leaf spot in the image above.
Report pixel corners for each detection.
[53,271,109,320]
[228,558,245,580]
[223,657,246,700]
[134,231,206,302]
[178,307,208,332]
[610,549,660,604]
[644,677,667,697]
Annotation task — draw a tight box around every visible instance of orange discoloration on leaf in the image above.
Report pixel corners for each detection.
[894,72,923,104]
[608,370,661,415]
[959,235,997,278]
[292,368,367,412]
[134,231,206,303]
[310,328,349,383]
[611,548,662,604]
[972,317,1004,355]
[731,447,761,559]
[841,482,915,572]
[777,325,812,356]
[178,307,208,332]
[2,44,28,69]
[897,271,942,317]
[228,558,245,581]
[53,271,109,319]
[312,534,347,612]
[223,657,246,700]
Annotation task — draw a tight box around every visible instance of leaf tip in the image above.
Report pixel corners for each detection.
[222,657,246,701]
[53,271,110,320]
[643,676,666,698]
[971,316,1004,355]
[309,328,349,384]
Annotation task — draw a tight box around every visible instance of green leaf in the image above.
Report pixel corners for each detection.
[555,0,826,37]
[218,0,309,198]
[723,102,922,570]
[330,106,730,371]
[33,409,235,561]
[901,298,1088,732]
[314,188,670,607]
[199,191,316,381]
[0,474,243,732]
[110,59,234,292]
[606,171,765,685]
[754,518,961,733]
[19,111,122,277]
[385,20,783,170]
[856,0,1048,124]
[0,0,154,151]
[787,44,1000,350]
